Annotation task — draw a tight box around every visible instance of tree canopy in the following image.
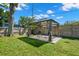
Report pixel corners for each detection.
[64,20,79,26]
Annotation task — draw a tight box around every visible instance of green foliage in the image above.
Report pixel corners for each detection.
[0,8,4,16]
[0,4,10,26]
[3,11,10,22]
[0,8,5,26]
[64,20,79,26]
[19,16,36,28]
[0,3,9,8]
[19,16,28,28]
[0,8,9,26]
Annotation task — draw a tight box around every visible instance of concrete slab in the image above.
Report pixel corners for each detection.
[51,36,62,43]
[30,35,62,43]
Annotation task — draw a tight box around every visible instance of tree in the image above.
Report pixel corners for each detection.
[19,16,27,35]
[64,20,79,26]
[7,3,18,36]
[0,3,18,36]
[19,16,36,37]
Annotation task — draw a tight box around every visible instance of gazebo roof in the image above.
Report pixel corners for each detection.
[30,18,59,26]
[35,18,59,25]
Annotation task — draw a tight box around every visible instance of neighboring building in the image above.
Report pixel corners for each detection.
[30,18,59,35]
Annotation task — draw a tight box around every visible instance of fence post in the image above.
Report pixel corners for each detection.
[71,25,73,37]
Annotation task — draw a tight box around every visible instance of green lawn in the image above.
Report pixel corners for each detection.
[0,35,79,56]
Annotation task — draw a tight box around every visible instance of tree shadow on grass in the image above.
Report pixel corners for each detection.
[18,37,48,47]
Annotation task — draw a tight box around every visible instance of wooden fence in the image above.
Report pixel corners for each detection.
[53,25,79,38]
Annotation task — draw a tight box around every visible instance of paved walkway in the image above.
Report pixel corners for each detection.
[30,35,62,43]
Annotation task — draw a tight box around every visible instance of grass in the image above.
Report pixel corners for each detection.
[0,35,79,56]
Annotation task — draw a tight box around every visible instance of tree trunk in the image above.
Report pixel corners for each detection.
[23,27,27,35]
[27,28,30,37]
[27,27,31,37]
[7,16,13,36]
[19,27,22,35]
[7,3,14,36]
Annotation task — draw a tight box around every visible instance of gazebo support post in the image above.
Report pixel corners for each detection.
[48,20,52,42]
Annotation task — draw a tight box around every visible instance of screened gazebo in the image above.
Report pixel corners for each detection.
[30,18,59,36]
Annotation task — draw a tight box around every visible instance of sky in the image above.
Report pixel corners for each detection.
[9,3,79,24]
